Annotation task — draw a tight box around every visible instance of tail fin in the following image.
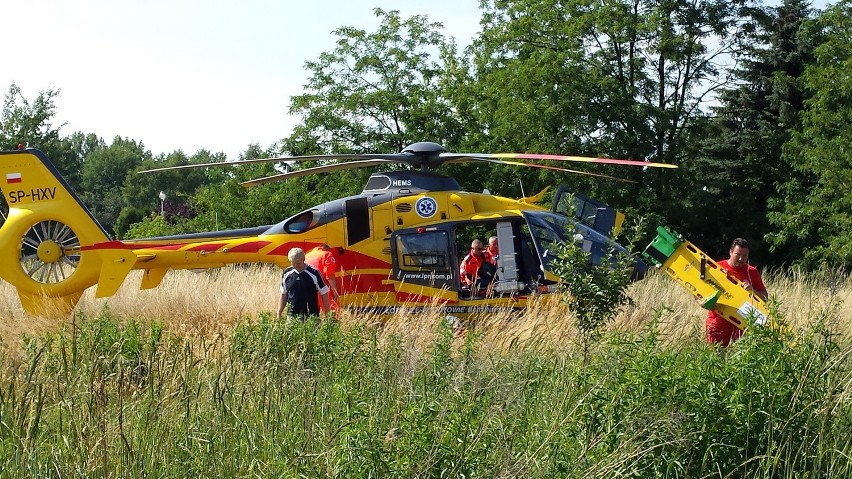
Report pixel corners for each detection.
[0,149,109,316]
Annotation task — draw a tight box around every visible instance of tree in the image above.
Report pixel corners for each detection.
[767,0,852,267]
[287,8,463,154]
[1,83,65,155]
[116,149,223,237]
[688,0,816,264]
[79,137,148,235]
[463,0,760,225]
[551,210,646,362]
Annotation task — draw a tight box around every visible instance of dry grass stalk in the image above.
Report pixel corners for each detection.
[2,266,852,355]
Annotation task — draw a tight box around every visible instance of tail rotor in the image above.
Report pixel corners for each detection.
[20,220,81,284]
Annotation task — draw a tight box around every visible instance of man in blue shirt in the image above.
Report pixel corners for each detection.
[277,247,331,318]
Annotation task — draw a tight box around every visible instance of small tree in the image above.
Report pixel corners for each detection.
[550,217,645,361]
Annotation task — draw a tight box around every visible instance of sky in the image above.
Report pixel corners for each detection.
[1,0,483,160]
[2,1,833,161]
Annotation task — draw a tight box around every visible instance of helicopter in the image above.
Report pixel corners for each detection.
[0,142,676,317]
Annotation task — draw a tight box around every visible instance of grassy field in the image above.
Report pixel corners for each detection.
[1,267,851,477]
[3,265,852,351]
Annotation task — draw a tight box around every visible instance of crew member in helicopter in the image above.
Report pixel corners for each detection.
[487,235,499,259]
[460,239,497,297]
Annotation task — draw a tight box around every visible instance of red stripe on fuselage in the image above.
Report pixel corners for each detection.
[267,242,304,256]
[82,240,271,253]
[394,292,458,305]
[187,243,227,252]
[226,241,271,253]
[80,240,136,251]
[148,244,187,250]
[81,241,191,251]
[340,273,395,294]
[337,251,391,270]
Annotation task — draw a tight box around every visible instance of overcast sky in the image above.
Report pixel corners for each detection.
[1,0,482,160]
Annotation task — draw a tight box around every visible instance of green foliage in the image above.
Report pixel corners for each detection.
[177,143,294,231]
[229,313,354,369]
[550,217,645,349]
[62,306,164,380]
[79,137,148,235]
[695,0,815,264]
[467,0,752,212]
[123,212,182,239]
[118,149,222,235]
[767,0,852,268]
[0,83,63,150]
[575,315,851,478]
[113,206,148,238]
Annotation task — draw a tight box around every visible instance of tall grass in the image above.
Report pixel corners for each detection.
[3,265,852,352]
[1,266,851,477]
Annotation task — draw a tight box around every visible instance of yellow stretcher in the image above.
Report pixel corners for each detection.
[644,226,769,331]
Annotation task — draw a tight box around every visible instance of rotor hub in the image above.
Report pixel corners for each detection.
[401,142,448,171]
[37,239,63,263]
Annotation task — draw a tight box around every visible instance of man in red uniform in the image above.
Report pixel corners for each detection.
[707,238,768,346]
[487,235,499,259]
[460,239,496,295]
[304,244,341,314]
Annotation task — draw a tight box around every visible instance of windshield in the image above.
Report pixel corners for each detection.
[523,211,627,271]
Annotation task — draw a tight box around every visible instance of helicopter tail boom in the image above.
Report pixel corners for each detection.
[0,149,109,316]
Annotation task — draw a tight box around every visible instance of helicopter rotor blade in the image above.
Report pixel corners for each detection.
[461,158,636,183]
[490,153,677,168]
[139,153,408,174]
[240,159,401,187]
[440,152,677,169]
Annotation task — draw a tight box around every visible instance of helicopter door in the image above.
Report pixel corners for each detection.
[389,227,457,302]
[552,185,624,238]
[492,221,524,294]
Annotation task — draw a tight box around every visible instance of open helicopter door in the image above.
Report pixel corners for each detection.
[492,221,524,294]
[552,185,624,238]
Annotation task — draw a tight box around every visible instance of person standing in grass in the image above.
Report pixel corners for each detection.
[305,243,341,314]
[707,238,768,347]
[277,247,331,319]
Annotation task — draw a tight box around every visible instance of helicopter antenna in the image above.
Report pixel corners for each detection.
[519,178,526,198]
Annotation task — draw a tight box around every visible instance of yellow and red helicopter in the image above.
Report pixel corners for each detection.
[0,142,676,317]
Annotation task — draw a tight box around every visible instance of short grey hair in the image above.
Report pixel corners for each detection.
[287,247,305,262]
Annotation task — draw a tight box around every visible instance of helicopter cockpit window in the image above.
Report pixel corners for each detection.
[363,175,391,191]
[524,211,622,270]
[395,231,450,271]
[283,209,318,233]
[556,193,597,227]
